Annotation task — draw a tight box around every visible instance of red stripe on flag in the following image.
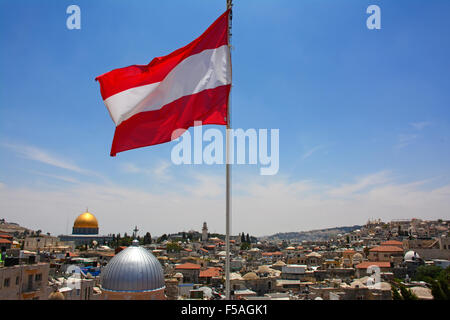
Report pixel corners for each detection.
[110,84,230,156]
[96,10,230,100]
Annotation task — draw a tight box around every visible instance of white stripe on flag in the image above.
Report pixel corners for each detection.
[105,45,231,126]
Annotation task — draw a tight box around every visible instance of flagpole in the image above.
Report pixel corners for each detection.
[225,0,233,300]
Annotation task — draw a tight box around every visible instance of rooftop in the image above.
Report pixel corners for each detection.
[355,261,391,269]
[369,246,403,252]
[175,262,201,270]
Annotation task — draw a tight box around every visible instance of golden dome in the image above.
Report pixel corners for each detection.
[73,211,98,229]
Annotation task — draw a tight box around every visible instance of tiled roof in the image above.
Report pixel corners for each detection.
[262,251,283,256]
[380,240,403,246]
[175,262,201,270]
[369,246,403,252]
[0,238,12,244]
[355,261,391,269]
[199,267,222,278]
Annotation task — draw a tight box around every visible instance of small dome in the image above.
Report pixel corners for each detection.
[101,244,165,292]
[404,250,420,261]
[256,265,271,274]
[73,211,98,229]
[353,253,363,261]
[48,291,65,300]
[242,272,259,280]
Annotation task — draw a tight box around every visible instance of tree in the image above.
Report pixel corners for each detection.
[414,265,443,282]
[143,232,152,245]
[246,233,250,243]
[363,246,370,258]
[399,284,418,300]
[240,242,250,250]
[241,232,245,243]
[392,286,403,300]
[157,234,168,243]
[166,242,182,253]
[430,279,448,300]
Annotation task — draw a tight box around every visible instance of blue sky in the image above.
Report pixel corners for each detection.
[0,0,449,237]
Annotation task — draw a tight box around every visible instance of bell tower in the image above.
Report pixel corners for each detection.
[201,222,208,242]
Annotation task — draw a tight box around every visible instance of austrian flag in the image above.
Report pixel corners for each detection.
[96,10,231,156]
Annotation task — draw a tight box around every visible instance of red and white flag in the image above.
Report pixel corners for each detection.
[96,10,231,156]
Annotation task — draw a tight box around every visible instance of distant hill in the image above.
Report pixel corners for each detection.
[260,225,362,242]
[0,219,32,235]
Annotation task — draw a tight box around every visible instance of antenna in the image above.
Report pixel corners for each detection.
[133,225,139,239]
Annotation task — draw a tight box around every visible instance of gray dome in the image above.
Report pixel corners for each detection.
[101,244,165,292]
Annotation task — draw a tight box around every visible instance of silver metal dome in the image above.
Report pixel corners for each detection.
[100,244,165,292]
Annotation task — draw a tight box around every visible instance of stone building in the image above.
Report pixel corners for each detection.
[0,262,50,300]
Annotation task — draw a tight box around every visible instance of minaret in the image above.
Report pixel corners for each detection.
[201,222,208,242]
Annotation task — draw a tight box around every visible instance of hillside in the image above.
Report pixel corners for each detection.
[260,225,362,242]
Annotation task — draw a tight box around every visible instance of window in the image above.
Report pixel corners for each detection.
[16,277,19,285]
[35,274,42,281]
[4,278,10,287]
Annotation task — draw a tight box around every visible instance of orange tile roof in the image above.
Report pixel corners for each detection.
[262,251,282,256]
[0,234,13,239]
[0,239,12,244]
[66,252,79,257]
[343,249,355,253]
[199,267,222,278]
[355,261,391,269]
[369,246,403,252]
[175,262,201,270]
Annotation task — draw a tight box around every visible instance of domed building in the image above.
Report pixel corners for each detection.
[100,240,166,300]
[403,250,424,278]
[59,210,113,246]
[73,211,99,235]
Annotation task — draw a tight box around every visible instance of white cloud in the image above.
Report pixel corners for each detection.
[1,170,449,237]
[327,171,391,197]
[301,145,324,160]
[29,171,80,184]
[396,134,419,148]
[410,121,431,130]
[1,142,90,175]
[122,160,172,181]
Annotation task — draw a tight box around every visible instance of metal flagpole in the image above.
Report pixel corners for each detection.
[225,0,233,300]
